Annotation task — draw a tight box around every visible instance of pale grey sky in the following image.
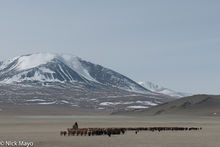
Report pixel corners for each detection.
[0,0,219,94]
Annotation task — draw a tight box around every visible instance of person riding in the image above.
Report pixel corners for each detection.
[73,122,78,129]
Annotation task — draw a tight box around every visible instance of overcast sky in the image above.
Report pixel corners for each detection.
[0,0,219,94]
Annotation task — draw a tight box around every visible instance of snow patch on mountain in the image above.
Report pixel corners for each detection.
[26,99,46,102]
[38,101,56,105]
[16,53,56,71]
[2,70,61,84]
[127,106,148,109]
[136,101,157,106]
[39,67,55,74]
[57,54,98,82]
[0,57,18,71]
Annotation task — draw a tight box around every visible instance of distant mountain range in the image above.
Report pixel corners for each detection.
[138,81,192,98]
[0,53,175,111]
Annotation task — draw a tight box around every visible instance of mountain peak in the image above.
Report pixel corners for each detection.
[138,81,192,98]
[16,53,57,71]
[0,53,80,71]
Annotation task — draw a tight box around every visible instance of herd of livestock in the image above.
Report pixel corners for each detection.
[60,122,202,137]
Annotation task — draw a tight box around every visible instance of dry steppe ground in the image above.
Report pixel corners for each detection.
[0,113,220,147]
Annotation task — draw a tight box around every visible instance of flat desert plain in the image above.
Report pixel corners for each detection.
[0,114,220,147]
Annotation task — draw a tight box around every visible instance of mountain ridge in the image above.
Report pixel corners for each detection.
[138,81,192,98]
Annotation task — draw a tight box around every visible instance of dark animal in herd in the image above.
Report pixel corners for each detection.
[60,131,67,136]
[61,126,202,137]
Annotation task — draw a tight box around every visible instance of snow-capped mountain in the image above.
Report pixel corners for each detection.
[0,53,177,111]
[138,81,192,98]
[0,53,151,94]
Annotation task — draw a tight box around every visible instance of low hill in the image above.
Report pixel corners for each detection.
[114,95,220,116]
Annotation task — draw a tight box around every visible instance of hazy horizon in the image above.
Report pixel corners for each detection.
[0,0,219,94]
